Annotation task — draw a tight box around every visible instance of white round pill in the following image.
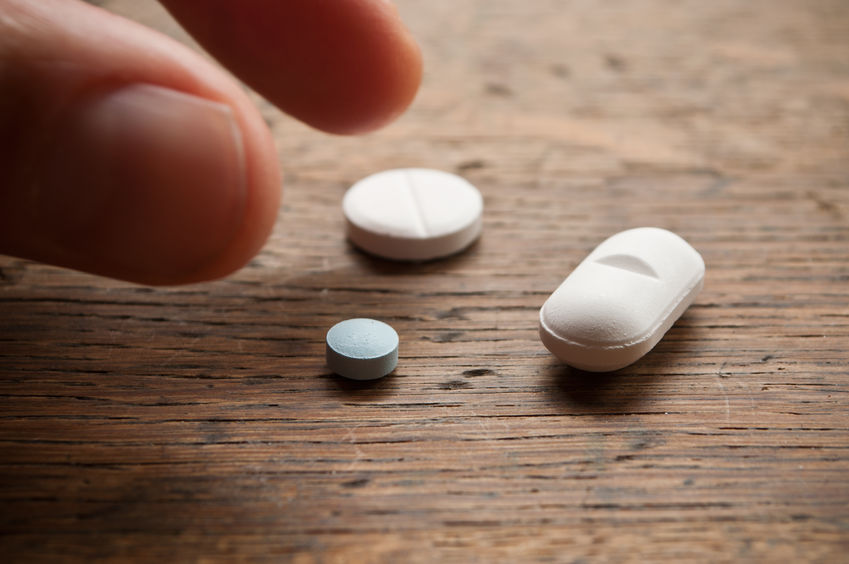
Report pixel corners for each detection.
[326,318,399,380]
[343,168,483,261]
[539,228,705,372]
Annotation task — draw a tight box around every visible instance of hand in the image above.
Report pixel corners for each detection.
[0,0,422,285]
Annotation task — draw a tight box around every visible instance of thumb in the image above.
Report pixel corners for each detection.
[0,0,280,285]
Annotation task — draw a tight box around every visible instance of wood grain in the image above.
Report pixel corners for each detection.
[2,0,848,561]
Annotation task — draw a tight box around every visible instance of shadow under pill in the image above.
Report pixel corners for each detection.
[544,310,705,414]
[323,372,398,401]
[348,238,481,276]
[545,362,650,414]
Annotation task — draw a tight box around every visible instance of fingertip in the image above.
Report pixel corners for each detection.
[322,21,423,135]
[162,0,423,135]
[168,89,282,285]
[132,80,282,286]
[0,0,282,286]
[299,0,424,135]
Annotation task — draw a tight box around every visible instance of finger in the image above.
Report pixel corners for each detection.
[160,0,423,135]
[0,0,281,285]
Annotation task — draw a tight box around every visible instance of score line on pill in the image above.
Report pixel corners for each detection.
[343,168,483,261]
[539,227,705,372]
[326,318,399,380]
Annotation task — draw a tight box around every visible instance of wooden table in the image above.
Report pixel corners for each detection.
[2,0,848,561]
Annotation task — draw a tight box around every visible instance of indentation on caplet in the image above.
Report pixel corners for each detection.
[594,254,659,279]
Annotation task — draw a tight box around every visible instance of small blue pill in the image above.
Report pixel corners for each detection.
[326,318,399,380]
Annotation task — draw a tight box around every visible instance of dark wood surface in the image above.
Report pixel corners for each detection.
[2,0,848,561]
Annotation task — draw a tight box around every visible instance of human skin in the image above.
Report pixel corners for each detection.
[0,0,422,285]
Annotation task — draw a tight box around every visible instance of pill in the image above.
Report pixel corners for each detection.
[326,318,399,380]
[343,168,483,261]
[539,227,705,372]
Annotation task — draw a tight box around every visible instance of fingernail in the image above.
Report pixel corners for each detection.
[39,84,246,284]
